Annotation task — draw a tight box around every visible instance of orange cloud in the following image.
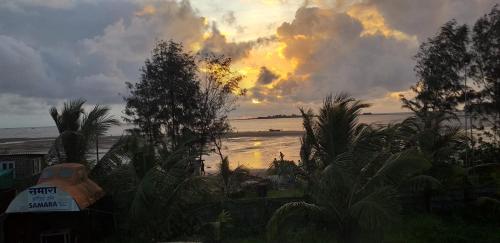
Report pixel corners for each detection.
[347,4,416,42]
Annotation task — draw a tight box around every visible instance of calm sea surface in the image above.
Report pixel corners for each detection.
[0,114,415,171]
[1,113,486,171]
[0,113,413,139]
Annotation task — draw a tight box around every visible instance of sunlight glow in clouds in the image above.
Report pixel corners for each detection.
[0,0,498,126]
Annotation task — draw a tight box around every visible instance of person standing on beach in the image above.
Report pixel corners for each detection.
[200,160,205,175]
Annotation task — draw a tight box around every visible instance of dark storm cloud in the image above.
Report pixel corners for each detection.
[0,0,206,106]
[0,1,136,46]
[200,24,276,60]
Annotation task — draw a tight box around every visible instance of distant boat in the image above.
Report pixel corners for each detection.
[269,129,282,132]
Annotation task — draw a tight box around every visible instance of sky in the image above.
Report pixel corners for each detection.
[0,0,498,128]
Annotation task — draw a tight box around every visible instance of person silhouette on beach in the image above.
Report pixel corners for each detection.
[200,160,205,175]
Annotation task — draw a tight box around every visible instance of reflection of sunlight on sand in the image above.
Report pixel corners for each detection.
[203,136,301,173]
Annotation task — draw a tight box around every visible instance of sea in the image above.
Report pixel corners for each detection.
[0,113,480,171]
[0,113,484,172]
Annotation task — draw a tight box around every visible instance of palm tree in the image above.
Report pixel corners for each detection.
[48,98,119,164]
[398,111,466,185]
[299,93,370,171]
[96,133,220,241]
[267,94,432,243]
[219,156,250,196]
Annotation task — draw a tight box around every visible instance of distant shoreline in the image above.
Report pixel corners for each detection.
[233,112,415,120]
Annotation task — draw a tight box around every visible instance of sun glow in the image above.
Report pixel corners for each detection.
[252,98,262,104]
[234,41,299,89]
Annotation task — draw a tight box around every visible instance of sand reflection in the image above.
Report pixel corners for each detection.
[203,136,301,172]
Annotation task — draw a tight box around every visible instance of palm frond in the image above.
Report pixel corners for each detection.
[349,186,400,230]
[316,93,370,164]
[49,107,62,133]
[81,104,119,139]
[368,149,431,186]
[300,108,318,173]
[90,135,132,180]
[401,174,442,192]
[60,98,86,132]
[475,197,500,215]
[266,202,327,242]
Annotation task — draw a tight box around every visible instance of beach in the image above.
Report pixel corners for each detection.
[0,114,414,171]
[0,131,304,173]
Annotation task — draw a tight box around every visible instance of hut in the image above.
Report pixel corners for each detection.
[0,169,15,213]
[0,153,45,180]
[3,163,114,243]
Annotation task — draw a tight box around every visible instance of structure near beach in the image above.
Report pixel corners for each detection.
[0,153,45,180]
[2,163,114,242]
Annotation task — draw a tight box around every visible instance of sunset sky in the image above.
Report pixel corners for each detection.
[0,0,498,128]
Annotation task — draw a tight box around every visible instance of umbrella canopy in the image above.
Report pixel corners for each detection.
[6,163,104,213]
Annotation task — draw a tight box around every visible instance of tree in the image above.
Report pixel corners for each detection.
[125,41,243,162]
[49,98,118,164]
[267,95,431,243]
[124,40,200,149]
[398,111,465,185]
[470,5,500,146]
[299,94,370,170]
[96,133,220,241]
[194,54,244,162]
[219,156,249,196]
[401,20,471,114]
[267,153,300,186]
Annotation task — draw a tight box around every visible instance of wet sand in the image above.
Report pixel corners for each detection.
[0,131,303,154]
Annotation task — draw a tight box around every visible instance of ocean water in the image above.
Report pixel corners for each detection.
[0,114,414,171]
[0,113,414,139]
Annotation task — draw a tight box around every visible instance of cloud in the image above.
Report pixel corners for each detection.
[0,0,498,127]
[0,0,76,10]
[200,24,276,60]
[257,66,280,85]
[0,0,281,126]
[0,0,207,104]
[222,11,236,25]
[364,0,499,41]
[239,1,498,114]
[0,0,225,126]
[0,35,59,97]
[252,6,418,104]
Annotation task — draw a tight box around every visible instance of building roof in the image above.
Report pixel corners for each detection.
[6,163,105,213]
[37,163,105,209]
[0,153,46,159]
